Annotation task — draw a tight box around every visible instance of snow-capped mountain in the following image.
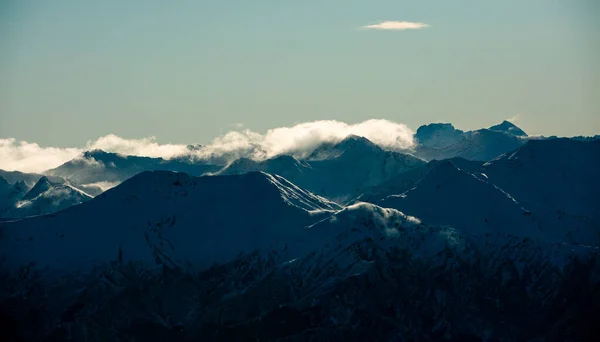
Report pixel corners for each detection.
[45,149,221,186]
[305,134,382,160]
[2,125,599,341]
[1,176,93,219]
[218,135,426,202]
[0,171,340,272]
[489,120,528,137]
[413,121,528,161]
[414,123,465,149]
[216,155,313,185]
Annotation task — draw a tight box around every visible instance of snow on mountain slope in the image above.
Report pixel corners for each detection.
[45,149,221,185]
[0,171,340,273]
[373,161,542,238]
[216,155,314,185]
[1,176,93,219]
[482,138,600,220]
[489,120,528,137]
[21,176,62,201]
[217,135,426,203]
[414,122,528,161]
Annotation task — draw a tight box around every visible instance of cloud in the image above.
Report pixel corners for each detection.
[0,119,416,173]
[0,138,81,174]
[505,115,520,123]
[362,21,429,30]
[86,134,190,159]
[194,119,416,161]
[0,136,191,173]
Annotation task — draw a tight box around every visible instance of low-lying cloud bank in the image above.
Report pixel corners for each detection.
[0,119,415,173]
[0,139,82,174]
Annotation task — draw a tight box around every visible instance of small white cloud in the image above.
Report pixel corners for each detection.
[362,21,429,30]
[505,115,520,123]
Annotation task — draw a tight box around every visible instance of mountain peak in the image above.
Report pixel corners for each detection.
[340,134,369,143]
[82,149,112,159]
[338,134,377,147]
[306,135,379,161]
[488,120,527,137]
[416,122,456,131]
[415,123,464,149]
[22,176,55,201]
[12,180,29,192]
[116,170,338,213]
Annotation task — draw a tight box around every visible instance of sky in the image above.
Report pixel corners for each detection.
[1,0,599,148]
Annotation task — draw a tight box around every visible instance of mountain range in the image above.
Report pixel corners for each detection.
[1,121,599,341]
[0,120,543,216]
[414,120,527,161]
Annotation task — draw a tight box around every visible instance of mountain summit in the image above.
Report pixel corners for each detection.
[306,134,379,161]
[414,123,464,149]
[488,120,527,137]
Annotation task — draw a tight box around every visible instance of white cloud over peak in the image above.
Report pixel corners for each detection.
[0,138,81,174]
[194,119,416,161]
[0,119,416,173]
[362,21,429,30]
[87,134,190,159]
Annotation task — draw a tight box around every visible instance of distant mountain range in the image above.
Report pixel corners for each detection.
[413,120,527,161]
[0,120,552,215]
[217,135,426,202]
[1,121,599,341]
[0,175,93,219]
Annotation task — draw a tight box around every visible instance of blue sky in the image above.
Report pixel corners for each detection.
[1,0,598,146]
